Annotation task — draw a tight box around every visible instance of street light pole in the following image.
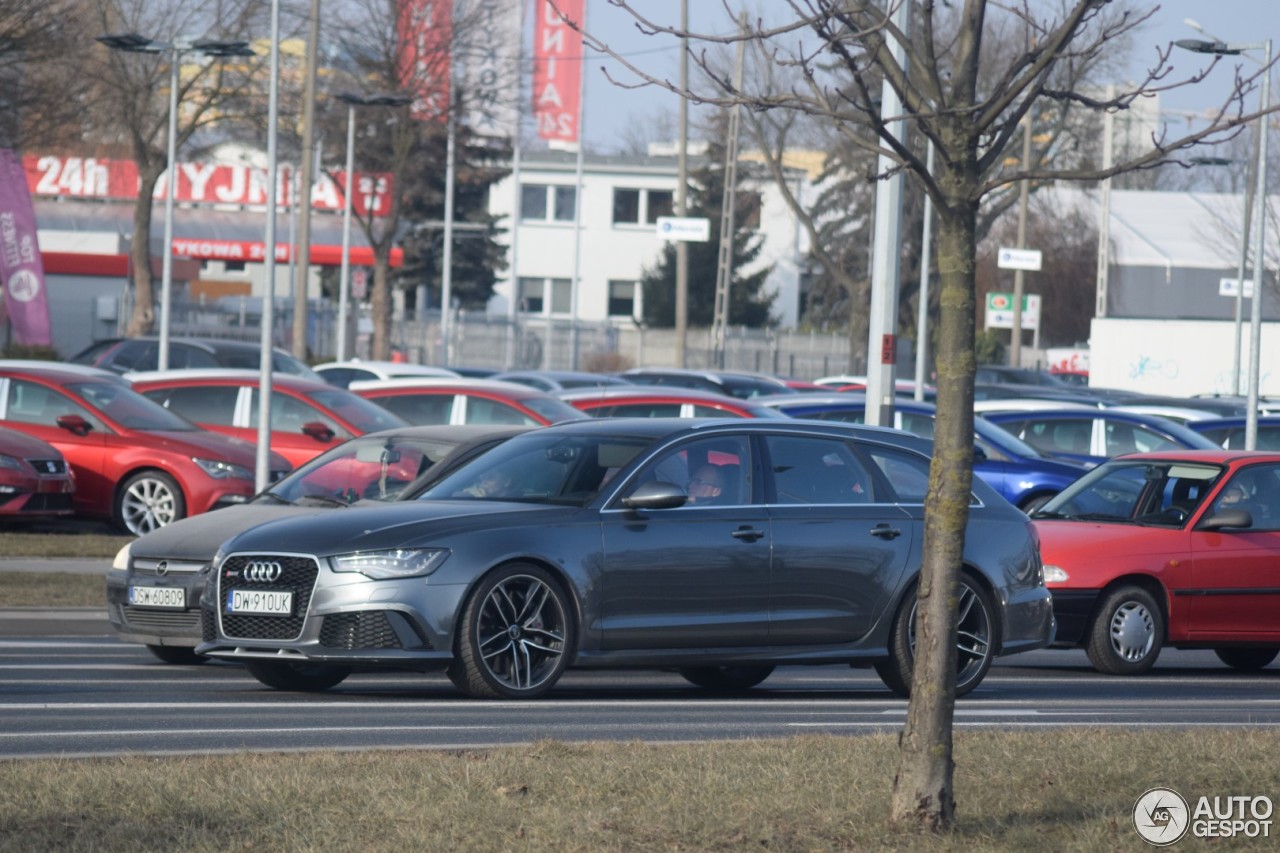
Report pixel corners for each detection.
[1176,34,1272,449]
[334,92,410,364]
[95,33,254,371]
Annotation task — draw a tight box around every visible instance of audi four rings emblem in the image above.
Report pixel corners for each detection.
[242,561,284,582]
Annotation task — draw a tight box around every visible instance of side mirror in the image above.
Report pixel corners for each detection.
[301,421,335,442]
[56,414,93,436]
[1199,508,1252,531]
[621,480,689,510]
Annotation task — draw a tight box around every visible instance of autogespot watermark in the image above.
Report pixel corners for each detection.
[1133,787,1274,846]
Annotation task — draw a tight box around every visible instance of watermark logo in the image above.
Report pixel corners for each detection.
[1134,788,1190,846]
[1134,789,1274,845]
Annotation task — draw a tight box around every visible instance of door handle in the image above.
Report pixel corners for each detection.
[870,523,902,540]
[731,526,765,542]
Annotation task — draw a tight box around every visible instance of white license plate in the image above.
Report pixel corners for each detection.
[226,589,293,616]
[129,585,185,609]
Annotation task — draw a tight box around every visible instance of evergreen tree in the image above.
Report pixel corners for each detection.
[640,126,775,328]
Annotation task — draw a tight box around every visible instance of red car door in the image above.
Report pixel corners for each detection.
[1188,464,1280,640]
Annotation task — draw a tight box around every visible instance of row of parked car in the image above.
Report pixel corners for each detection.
[2,339,1276,698]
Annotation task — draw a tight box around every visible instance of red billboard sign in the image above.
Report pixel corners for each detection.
[397,0,453,121]
[24,155,394,217]
[532,0,584,143]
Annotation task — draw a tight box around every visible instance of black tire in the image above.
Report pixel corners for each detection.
[244,660,351,691]
[146,644,207,665]
[448,563,574,699]
[115,470,186,535]
[874,575,997,698]
[1214,647,1279,671]
[1086,586,1163,675]
[679,666,775,690]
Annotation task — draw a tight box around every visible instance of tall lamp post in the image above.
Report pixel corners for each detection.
[1177,35,1272,449]
[96,33,254,371]
[334,93,411,363]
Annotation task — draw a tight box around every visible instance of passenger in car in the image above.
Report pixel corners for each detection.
[687,464,727,505]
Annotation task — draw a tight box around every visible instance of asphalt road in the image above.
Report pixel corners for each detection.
[2,629,1278,760]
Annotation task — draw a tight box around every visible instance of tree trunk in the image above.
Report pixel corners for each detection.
[369,242,393,360]
[889,198,978,832]
[126,162,163,337]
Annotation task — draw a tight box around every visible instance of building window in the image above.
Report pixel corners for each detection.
[553,186,576,221]
[646,190,674,223]
[550,279,572,314]
[518,277,573,315]
[520,184,577,222]
[613,188,641,224]
[608,280,638,318]
[520,185,547,221]
[518,277,544,313]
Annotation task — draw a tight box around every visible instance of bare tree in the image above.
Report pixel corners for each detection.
[324,0,518,361]
[80,0,269,337]
[0,0,92,150]
[571,0,1276,833]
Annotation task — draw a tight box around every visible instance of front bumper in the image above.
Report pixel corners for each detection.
[105,564,209,648]
[1046,589,1100,647]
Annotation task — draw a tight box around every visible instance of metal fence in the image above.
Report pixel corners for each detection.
[118,297,867,380]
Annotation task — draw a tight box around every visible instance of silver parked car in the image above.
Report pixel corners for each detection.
[197,419,1054,698]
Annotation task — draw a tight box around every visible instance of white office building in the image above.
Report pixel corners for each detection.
[485,148,813,329]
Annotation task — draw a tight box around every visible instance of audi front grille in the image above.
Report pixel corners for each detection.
[217,554,319,641]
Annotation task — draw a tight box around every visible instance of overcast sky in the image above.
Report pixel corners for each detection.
[568,1,1277,154]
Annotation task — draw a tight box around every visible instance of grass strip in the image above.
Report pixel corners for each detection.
[0,729,1274,851]
[0,572,105,607]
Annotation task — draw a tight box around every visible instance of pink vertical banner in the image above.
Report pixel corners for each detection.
[0,149,52,346]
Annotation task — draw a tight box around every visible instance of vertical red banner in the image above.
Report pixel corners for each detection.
[0,149,52,347]
[397,0,453,121]
[532,0,584,142]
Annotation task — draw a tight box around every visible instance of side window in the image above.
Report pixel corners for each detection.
[767,435,873,505]
[107,340,157,372]
[271,395,347,439]
[623,435,751,507]
[465,397,539,426]
[1020,418,1091,455]
[863,445,933,503]
[605,402,683,418]
[368,393,454,425]
[1211,465,1280,530]
[5,380,101,430]
[150,385,239,426]
[691,404,747,418]
[1106,421,1180,456]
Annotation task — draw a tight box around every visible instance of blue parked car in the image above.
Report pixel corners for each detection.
[981,408,1219,467]
[755,393,1088,512]
[1185,416,1280,451]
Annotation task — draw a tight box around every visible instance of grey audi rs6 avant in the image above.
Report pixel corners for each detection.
[197,418,1054,698]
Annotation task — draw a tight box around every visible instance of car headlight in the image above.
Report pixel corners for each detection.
[193,457,253,480]
[331,548,450,580]
[0,454,26,472]
[111,542,133,571]
[1043,565,1069,584]
[211,545,228,571]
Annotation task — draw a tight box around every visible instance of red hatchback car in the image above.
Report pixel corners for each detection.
[1032,450,1280,674]
[350,378,582,427]
[0,362,288,534]
[130,369,409,468]
[0,426,75,518]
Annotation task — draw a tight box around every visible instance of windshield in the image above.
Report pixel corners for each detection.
[418,431,654,507]
[264,434,466,504]
[1035,459,1225,526]
[307,388,409,432]
[70,381,199,431]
